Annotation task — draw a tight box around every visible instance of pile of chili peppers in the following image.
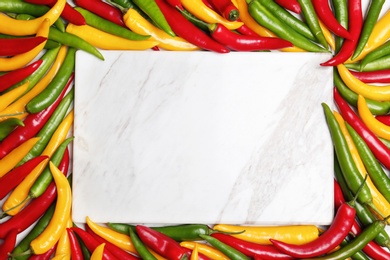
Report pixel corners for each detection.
[1,0,390,259]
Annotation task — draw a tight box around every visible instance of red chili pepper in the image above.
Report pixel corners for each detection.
[74,0,125,26]
[0,59,42,92]
[0,73,73,160]
[166,0,184,10]
[209,0,240,21]
[321,0,363,66]
[136,225,188,260]
[0,37,47,57]
[23,0,86,25]
[209,23,293,51]
[334,88,390,170]
[155,0,230,53]
[211,233,293,259]
[202,0,216,10]
[275,0,301,14]
[334,179,345,209]
[0,229,18,260]
[71,227,117,260]
[350,69,390,84]
[236,20,259,37]
[28,244,57,260]
[376,115,390,126]
[85,225,138,260]
[312,0,351,39]
[0,155,48,200]
[67,228,85,260]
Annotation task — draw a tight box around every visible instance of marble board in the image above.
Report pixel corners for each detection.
[73,51,334,225]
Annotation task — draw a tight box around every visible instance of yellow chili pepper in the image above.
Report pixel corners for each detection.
[66,24,158,50]
[190,243,199,260]
[0,0,65,36]
[0,18,49,72]
[51,255,70,260]
[180,0,243,30]
[30,162,72,255]
[337,64,390,101]
[0,81,29,112]
[54,215,73,259]
[334,111,390,221]
[123,8,199,51]
[180,241,229,260]
[358,95,390,140]
[0,46,67,122]
[0,137,40,178]
[2,158,48,216]
[149,249,167,260]
[86,216,138,254]
[318,19,335,51]
[90,243,105,260]
[212,224,319,245]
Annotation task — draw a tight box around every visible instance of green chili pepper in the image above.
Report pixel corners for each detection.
[331,0,348,52]
[297,0,328,49]
[361,40,390,70]
[334,69,390,115]
[258,0,316,41]
[247,0,328,52]
[12,9,64,32]
[0,0,49,17]
[0,118,24,141]
[75,7,150,41]
[179,8,209,32]
[339,238,370,260]
[26,47,76,114]
[379,137,390,149]
[199,234,250,260]
[44,39,61,49]
[129,228,157,260]
[18,89,74,166]
[322,103,373,206]
[75,231,92,259]
[111,0,134,8]
[132,0,175,37]
[11,202,56,260]
[30,137,74,198]
[352,0,386,60]
[357,55,390,72]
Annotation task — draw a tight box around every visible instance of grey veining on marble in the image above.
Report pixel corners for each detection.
[72,50,334,225]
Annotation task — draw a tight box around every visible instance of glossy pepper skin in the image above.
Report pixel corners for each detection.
[0,36,46,56]
[0,59,42,92]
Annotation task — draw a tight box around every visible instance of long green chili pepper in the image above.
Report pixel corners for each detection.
[346,123,390,204]
[0,0,49,16]
[297,0,328,49]
[0,118,24,141]
[331,0,348,52]
[361,40,390,70]
[11,8,65,32]
[356,55,390,72]
[18,89,74,166]
[200,234,250,260]
[111,0,134,8]
[179,8,209,32]
[75,7,150,41]
[247,0,328,52]
[352,0,386,60]
[26,47,76,114]
[322,103,373,206]
[44,39,61,49]
[129,228,157,260]
[333,69,390,115]
[339,239,370,260]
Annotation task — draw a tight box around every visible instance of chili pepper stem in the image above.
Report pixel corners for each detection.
[0,112,26,118]
[8,249,32,258]
[348,174,369,208]
[0,196,32,219]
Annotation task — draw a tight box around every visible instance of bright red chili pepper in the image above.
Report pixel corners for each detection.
[67,228,84,260]
[209,23,293,51]
[376,115,390,126]
[334,88,390,170]
[0,229,18,260]
[236,20,259,37]
[24,0,86,25]
[0,37,47,56]
[0,59,42,92]
[74,0,125,26]
[71,227,117,260]
[350,69,390,84]
[334,179,345,209]
[28,244,57,260]
[0,73,72,160]
[275,0,301,13]
[321,0,363,66]
[209,0,239,21]
[166,0,183,10]
[136,225,188,260]
[202,0,217,9]
[312,0,351,39]
[0,155,48,200]
[155,0,230,53]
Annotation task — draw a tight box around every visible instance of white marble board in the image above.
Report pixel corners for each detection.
[72,51,334,225]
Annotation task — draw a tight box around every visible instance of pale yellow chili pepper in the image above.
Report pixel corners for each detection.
[0,0,65,36]
[90,243,105,260]
[337,64,390,101]
[180,0,243,30]
[30,162,72,255]
[318,19,335,51]
[334,111,390,221]
[180,241,229,260]
[190,243,199,260]
[358,95,390,140]
[0,137,40,178]
[2,158,49,216]
[0,18,49,72]
[124,8,199,51]
[0,81,29,112]
[66,24,158,50]
[54,215,73,259]
[86,216,137,254]
[0,46,67,122]
[212,224,319,245]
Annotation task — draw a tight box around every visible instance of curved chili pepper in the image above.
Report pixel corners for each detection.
[67,229,84,260]
[361,41,390,71]
[376,115,390,126]
[0,229,18,260]
[208,23,292,51]
[0,118,24,141]
[200,235,249,260]
[321,0,363,66]
[0,81,29,112]
[330,0,348,52]
[136,225,189,260]
[74,0,125,26]
[166,0,183,10]
[91,243,106,260]
[275,0,301,13]
[54,217,72,258]
[155,0,229,53]
[181,241,229,260]
[311,0,351,39]
[0,36,46,56]
[235,20,258,37]
[28,245,57,260]
[128,227,157,260]
[350,69,390,84]
[334,87,390,170]
[0,59,42,92]
[209,0,239,21]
